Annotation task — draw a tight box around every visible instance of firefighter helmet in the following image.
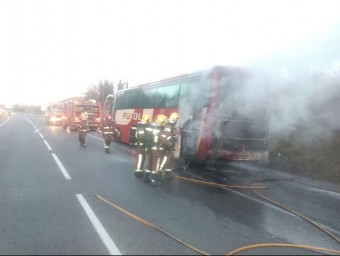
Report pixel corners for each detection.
[168,112,179,123]
[155,114,168,126]
[141,114,151,124]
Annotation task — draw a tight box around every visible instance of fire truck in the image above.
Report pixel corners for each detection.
[45,103,63,124]
[61,98,101,131]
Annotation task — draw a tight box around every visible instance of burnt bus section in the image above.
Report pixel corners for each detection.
[179,67,270,164]
[211,118,269,161]
[211,69,270,162]
[179,71,212,159]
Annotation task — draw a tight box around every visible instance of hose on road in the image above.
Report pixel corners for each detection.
[96,174,340,255]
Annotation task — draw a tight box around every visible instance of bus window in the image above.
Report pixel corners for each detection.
[179,78,190,102]
[104,94,114,115]
[126,90,141,109]
[140,88,157,108]
[192,73,211,108]
[179,74,211,111]
[155,83,180,108]
[115,92,126,110]
[104,94,114,108]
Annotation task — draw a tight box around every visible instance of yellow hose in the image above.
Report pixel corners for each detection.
[175,175,340,255]
[226,243,340,255]
[96,174,340,255]
[96,195,210,255]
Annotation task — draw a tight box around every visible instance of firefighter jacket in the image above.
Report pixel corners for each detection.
[101,121,115,136]
[80,112,89,121]
[163,121,178,150]
[79,119,88,132]
[132,122,153,149]
[151,123,172,150]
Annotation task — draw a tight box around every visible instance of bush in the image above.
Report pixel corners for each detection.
[269,129,340,184]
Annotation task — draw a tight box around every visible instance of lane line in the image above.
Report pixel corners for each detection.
[39,133,44,139]
[43,139,52,151]
[76,194,121,255]
[52,153,71,180]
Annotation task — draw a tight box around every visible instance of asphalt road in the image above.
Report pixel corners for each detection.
[1,113,340,255]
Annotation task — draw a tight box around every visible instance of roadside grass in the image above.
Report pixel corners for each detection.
[269,129,340,184]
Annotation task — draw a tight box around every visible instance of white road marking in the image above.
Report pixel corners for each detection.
[307,187,340,199]
[76,194,121,255]
[182,171,340,236]
[43,139,52,151]
[51,153,71,180]
[39,133,44,139]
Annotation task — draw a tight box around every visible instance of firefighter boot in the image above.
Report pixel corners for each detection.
[165,169,173,179]
[104,143,110,153]
[79,135,86,147]
[143,169,151,182]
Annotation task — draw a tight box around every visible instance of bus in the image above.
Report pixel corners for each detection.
[106,66,270,165]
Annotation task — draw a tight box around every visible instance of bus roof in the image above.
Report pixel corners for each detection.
[117,65,247,93]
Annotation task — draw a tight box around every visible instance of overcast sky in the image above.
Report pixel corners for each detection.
[1,0,340,106]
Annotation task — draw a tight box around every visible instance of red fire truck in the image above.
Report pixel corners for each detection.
[45,103,63,125]
[61,98,101,131]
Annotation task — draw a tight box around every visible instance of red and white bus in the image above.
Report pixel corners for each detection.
[106,66,270,164]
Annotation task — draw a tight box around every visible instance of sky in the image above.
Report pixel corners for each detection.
[1,0,340,107]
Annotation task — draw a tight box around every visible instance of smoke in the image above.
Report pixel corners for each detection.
[248,23,340,145]
[176,23,340,154]
[265,68,340,144]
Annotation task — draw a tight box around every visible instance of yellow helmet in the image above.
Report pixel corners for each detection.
[141,114,151,124]
[169,112,179,123]
[155,114,168,126]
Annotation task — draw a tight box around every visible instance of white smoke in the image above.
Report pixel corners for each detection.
[176,23,340,152]
[248,22,340,145]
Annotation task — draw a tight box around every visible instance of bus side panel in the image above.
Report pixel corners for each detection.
[114,108,178,144]
[114,109,143,143]
[181,107,207,159]
[196,69,221,160]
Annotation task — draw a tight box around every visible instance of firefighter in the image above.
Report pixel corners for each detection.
[101,114,115,153]
[79,111,89,147]
[148,114,172,184]
[163,112,180,177]
[131,113,153,177]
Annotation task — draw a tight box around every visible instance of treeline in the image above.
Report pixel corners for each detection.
[13,104,42,113]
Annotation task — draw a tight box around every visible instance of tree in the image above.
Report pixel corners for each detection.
[84,80,114,107]
[117,79,128,90]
